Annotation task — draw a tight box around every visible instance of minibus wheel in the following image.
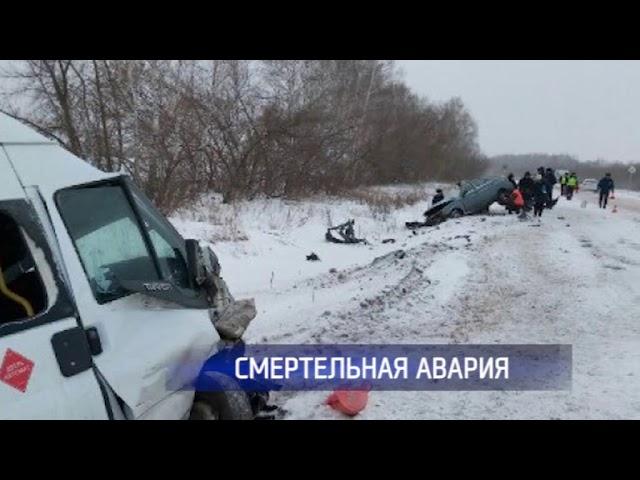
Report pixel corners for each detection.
[189,372,253,420]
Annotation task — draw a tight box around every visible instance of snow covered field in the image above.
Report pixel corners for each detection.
[171,185,640,419]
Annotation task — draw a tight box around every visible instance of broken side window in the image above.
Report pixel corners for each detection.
[0,210,47,324]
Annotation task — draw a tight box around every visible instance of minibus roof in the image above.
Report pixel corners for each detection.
[0,113,56,145]
[0,112,115,192]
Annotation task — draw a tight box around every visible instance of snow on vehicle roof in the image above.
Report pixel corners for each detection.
[0,112,55,145]
[0,112,115,192]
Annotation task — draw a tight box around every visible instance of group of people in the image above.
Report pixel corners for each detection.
[507,168,616,217]
[506,167,559,218]
[558,171,615,208]
[430,168,617,221]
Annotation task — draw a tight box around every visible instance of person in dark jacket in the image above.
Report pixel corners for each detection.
[507,173,517,189]
[432,188,445,205]
[597,173,615,209]
[544,168,557,207]
[532,174,548,218]
[518,171,534,210]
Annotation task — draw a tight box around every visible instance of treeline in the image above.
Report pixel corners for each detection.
[489,153,639,190]
[1,60,488,213]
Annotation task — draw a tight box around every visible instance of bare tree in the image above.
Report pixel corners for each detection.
[1,60,489,212]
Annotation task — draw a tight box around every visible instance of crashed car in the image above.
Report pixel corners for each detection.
[0,112,261,420]
[407,177,515,228]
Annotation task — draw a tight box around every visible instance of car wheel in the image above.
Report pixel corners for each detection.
[189,372,254,420]
[448,209,463,219]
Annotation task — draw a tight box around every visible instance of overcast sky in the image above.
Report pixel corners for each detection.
[397,60,640,164]
[2,60,638,164]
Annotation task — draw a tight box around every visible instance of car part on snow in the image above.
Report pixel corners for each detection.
[326,389,369,416]
[405,215,442,230]
[306,252,320,261]
[326,219,367,244]
[405,221,425,230]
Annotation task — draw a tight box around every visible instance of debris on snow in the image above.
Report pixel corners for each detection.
[326,219,367,244]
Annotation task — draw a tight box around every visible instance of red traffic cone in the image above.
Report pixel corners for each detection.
[326,390,369,416]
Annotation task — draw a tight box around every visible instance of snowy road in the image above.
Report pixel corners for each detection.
[175,188,640,419]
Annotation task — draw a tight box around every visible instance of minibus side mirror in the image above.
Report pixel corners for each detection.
[185,239,206,289]
[185,239,222,291]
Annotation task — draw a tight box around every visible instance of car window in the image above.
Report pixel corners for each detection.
[57,184,160,304]
[460,182,475,196]
[0,210,47,324]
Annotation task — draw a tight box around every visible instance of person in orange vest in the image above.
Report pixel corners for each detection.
[565,173,578,200]
[506,187,525,215]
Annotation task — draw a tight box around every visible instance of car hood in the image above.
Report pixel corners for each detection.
[424,197,456,217]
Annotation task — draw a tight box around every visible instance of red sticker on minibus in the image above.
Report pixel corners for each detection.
[0,349,35,393]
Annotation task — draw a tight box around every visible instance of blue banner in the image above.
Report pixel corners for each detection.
[176,344,572,392]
